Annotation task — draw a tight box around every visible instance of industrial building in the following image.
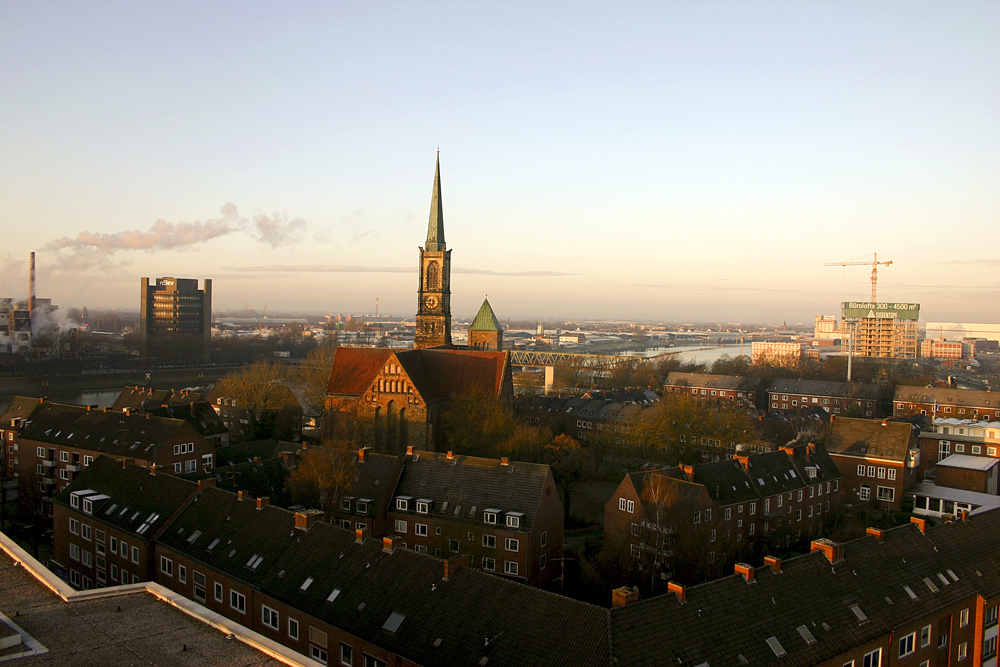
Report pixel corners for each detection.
[139,276,212,362]
[0,252,59,353]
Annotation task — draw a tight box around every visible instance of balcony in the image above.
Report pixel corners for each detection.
[42,459,57,468]
[65,463,82,473]
[43,476,57,486]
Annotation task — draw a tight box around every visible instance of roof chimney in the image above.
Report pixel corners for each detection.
[355,527,365,544]
[735,562,755,582]
[734,455,750,471]
[866,527,885,543]
[810,538,845,564]
[667,581,686,603]
[443,554,469,581]
[611,586,640,608]
[382,536,397,553]
[256,497,270,510]
[237,490,250,501]
[764,556,782,573]
[149,463,157,476]
[958,509,969,522]
[680,464,695,481]
[881,419,888,426]
[500,457,509,466]
[358,447,369,463]
[190,402,196,417]
[406,445,414,455]
[446,451,454,460]
[295,509,324,531]
[197,478,216,492]
[910,516,927,533]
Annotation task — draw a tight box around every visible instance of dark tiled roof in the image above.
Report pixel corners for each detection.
[143,401,229,437]
[396,349,508,403]
[183,457,290,504]
[110,386,207,412]
[160,486,609,667]
[825,417,915,461]
[394,451,551,531]
[629,470,709,513]
[326,347,394,395]
[688,459,760,504]
[18,402,196,461]
[665,373,760,391]
[0,395,45,424]
[893,385,1000,407]
[52,456,197,537]
[770,379,880,400]
[611,508,1000,667]
[214,439,279,465]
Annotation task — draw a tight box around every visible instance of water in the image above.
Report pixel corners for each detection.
[630,345,747,366]
[0,389,122,415]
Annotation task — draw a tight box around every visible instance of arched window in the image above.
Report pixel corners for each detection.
[426,262,439,289]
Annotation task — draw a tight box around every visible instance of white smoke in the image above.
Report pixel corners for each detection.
[45,203,307,254]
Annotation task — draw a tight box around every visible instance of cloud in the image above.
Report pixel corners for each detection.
[934,259,1000,267]
[218,264,578,277]
[632,282,804,294]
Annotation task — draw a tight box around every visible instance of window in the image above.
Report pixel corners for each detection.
[888,469,896,481]
[81,524,92,541]
[130,546,139,564]
[70,543,80,561]
[984,636,998,659]
[416,501,430,514]
[69,518,79,535]
[859,485,871,501]
[160,556,173,577]
[863,648,882,667]
[972,445,982,455]
[920,624,931,648]
[504,561,519,576]
[877,486,895,503]
[394,520,407,534]
[285,617,298,640]
[725,508,732,520]
[798,489,804,502]
[709,529,716,542]
[310,646,328,664]
[262,605,279,631]
[959,608,969,627]
[173,462,182,474]
[750,502,756,515]
[693,510,701,524]
[505,538,519,552]
[414,523,428,537]
[214,582,224,602]
[81,550,92,567]
[230,590,246,614]
[482,557,496,571]
[178,564,187,584]
[506,513,521,529]
[986,604,998,626]
[618,498,635,513]
[877,467,886,479]
[484,511,498,524]
[395,497,409,511]
[957,642,967,660]
[540,554,547,569]
[339,643,352,665]
[482,534,496,548]
[363,655,387,667]
[541,531,547,547]
[121,540,128,558]
[110,536,118,553]
[448,539,459,552]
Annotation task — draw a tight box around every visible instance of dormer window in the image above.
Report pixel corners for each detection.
[341,497,353,512]
[416,499,432,514]
[81,494,108,515]
[395,496,412,511]
[506,512,523,529]
[357,499,371,514]
[483,509,499,525]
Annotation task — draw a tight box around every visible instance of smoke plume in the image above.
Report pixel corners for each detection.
[44,203,307,254]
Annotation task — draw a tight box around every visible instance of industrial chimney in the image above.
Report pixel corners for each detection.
[28,251,36,317]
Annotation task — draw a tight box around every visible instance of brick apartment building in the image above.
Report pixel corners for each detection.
[915,418,1000,481]
[894,385,1000,421]
[207,380,303,442]
[15,401,216,516]
[921,337,965,360]
[751,340,805,368]
[327,447,402,538]
[663,372,764,409]
[112,385,229,446]
[933,454,1000,495]
[824,417,919,511]
[48,457,1000,667]
[0,396,47,481]
[324,346,514,453]
[769,379,881,417]
[385,449,563,587]
[605,445,842,581]
[50,457,204,589]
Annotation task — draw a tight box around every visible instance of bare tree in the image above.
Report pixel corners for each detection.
[287,448,355,513]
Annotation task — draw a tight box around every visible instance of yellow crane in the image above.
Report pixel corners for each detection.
[826,252,893,303]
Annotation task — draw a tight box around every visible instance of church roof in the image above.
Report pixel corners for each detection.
[425,151,446,251]
[326,347,394,395]
[469,297,502,332]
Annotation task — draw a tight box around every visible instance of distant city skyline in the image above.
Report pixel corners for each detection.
[1,2,997,324]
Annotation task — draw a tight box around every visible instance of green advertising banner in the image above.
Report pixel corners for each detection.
[841,302,920,320]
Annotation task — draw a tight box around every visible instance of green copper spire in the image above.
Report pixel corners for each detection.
[469,297,502,332]
[425,150,446,251]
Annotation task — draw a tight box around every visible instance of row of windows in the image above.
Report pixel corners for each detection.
[938,442,997,457]
[36,447,94,467]
[856,464,898,481]
[857,485,895,502]
[69,517,139,563]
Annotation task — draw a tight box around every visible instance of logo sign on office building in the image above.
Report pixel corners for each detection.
[841,302,920,321]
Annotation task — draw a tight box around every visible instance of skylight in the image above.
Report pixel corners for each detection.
[923,577,940,593]
[947,569,960,582]
[903,585,918,600]
[300,577,314,591]
[937,573,950,587]
[850,605,868,622]
[797,625,817,645]
[383,612,406,634]
[207,538,220,551]
[766,637,787,658]
[186,530,202,544]
[326,588,341,602]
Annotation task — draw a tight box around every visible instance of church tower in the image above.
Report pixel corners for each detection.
[469,297,503,350]
[414,151,452,349]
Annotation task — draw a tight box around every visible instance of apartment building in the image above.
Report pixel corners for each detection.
[824,417,919,511]
[663,372,763,409]
[385,449,563,587]
[916,418,1000,481]
[769,379,881,417]
[894,386,1000,421]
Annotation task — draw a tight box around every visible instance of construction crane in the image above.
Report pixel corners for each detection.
[826,252,893,303]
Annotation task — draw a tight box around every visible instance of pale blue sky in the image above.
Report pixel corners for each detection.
[1,1,997,323]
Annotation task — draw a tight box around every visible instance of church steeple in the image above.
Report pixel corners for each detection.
[425,150,446,252]
[415,151,452,349]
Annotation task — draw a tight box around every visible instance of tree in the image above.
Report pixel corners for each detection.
[287,448,355,513]
[442,387,517,458]
[218,360,297,442]
[545,434,590,525]
[290,341,339,421]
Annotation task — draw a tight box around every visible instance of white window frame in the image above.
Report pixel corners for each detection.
[230,590,246,614]
[505,538,519,552]
[504,560,519,576]
[414,523,428,537]
[394,519,407,534]
[262,604,280,631]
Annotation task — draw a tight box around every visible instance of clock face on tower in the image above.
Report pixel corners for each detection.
[424,295,439,310]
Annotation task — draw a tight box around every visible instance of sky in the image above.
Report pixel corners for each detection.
[1,2,997,325]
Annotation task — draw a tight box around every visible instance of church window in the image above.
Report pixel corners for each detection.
[426,262,439,289]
